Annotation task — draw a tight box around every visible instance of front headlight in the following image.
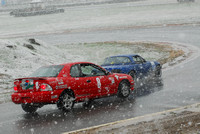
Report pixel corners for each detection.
[40,83,52,91]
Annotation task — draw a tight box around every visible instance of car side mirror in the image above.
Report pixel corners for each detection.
[105,71,110,75]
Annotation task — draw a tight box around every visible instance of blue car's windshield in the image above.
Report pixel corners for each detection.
[29,65,64,77]
[102,56,131,65]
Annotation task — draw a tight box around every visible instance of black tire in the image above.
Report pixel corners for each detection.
[83,99,94,108]
[155,65,162,78]
[21,103,38,113]
[117,80,131,98]
[57,91,75,112]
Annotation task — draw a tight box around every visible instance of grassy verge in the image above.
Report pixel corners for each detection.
[78,41,186,65]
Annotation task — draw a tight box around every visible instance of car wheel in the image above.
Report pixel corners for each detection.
[83,99,94,108]
[155,65,162,78]
[21,103,38,113]
[57,91,75,111]
[117,80,130,98]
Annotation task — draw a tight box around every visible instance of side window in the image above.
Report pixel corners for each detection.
[138,56,146,63]
[70,65,80,77]
[80,64,106,77]
[133,56,144,64]
[123,57,131,63]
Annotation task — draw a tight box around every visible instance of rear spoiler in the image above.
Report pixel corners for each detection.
[15,77,47,81]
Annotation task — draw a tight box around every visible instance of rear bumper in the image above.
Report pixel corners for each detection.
[11,90,63,104]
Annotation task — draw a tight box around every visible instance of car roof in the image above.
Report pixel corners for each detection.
[107,54,138,58]
[60,62,95,66]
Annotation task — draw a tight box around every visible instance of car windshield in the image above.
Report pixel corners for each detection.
[102,56,131,65]
[29,65,64,77]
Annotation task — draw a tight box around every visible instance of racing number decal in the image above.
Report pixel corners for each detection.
[96,78,101,89]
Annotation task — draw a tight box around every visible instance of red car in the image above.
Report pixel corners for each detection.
[11,62,134,113]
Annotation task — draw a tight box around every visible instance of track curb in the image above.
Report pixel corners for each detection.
[63,103,200,134]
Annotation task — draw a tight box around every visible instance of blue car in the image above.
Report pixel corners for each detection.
[101,54,162,80]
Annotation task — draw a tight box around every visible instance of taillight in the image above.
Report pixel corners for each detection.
[14,80,19,92]
[40,83,52,91]
[14,86,18,92]
[41,84,46,90]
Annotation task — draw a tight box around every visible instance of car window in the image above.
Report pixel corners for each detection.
[132,56,145,64]
[80,64,106,77]
[29,65,64,77]
[70,64,81,77]
[103,56,131,65]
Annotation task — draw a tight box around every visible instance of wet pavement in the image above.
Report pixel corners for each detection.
[0,25,200,134]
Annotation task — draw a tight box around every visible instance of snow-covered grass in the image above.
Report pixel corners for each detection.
[0,0,200,38]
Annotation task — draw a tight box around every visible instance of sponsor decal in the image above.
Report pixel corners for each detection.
[96,77,101,89]
[55,84,68,89]
[109,77,115,84]
[115,75,119,80]
[105,87,110,93]
[120,76,128,79]
[49,81,57,84]
[21,79,34,90]
[58,79,64,85]
[25,84,34,90]
[51,95,58,99]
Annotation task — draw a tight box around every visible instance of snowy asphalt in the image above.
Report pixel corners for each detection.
[0,25,200,134]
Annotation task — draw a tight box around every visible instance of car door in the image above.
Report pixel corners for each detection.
[118,56,133,73]
[80,63,115,96]
[133,55,152,76]
[69,64,92,99]
[137,56,152,75]
[132,55,147,77]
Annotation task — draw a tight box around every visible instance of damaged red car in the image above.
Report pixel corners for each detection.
[11,62,134,113]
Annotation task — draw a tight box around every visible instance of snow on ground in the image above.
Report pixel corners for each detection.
[0,38,78,91]
[0,0,200,38]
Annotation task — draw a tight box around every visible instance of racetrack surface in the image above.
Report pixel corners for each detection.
[0,25,200,134]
